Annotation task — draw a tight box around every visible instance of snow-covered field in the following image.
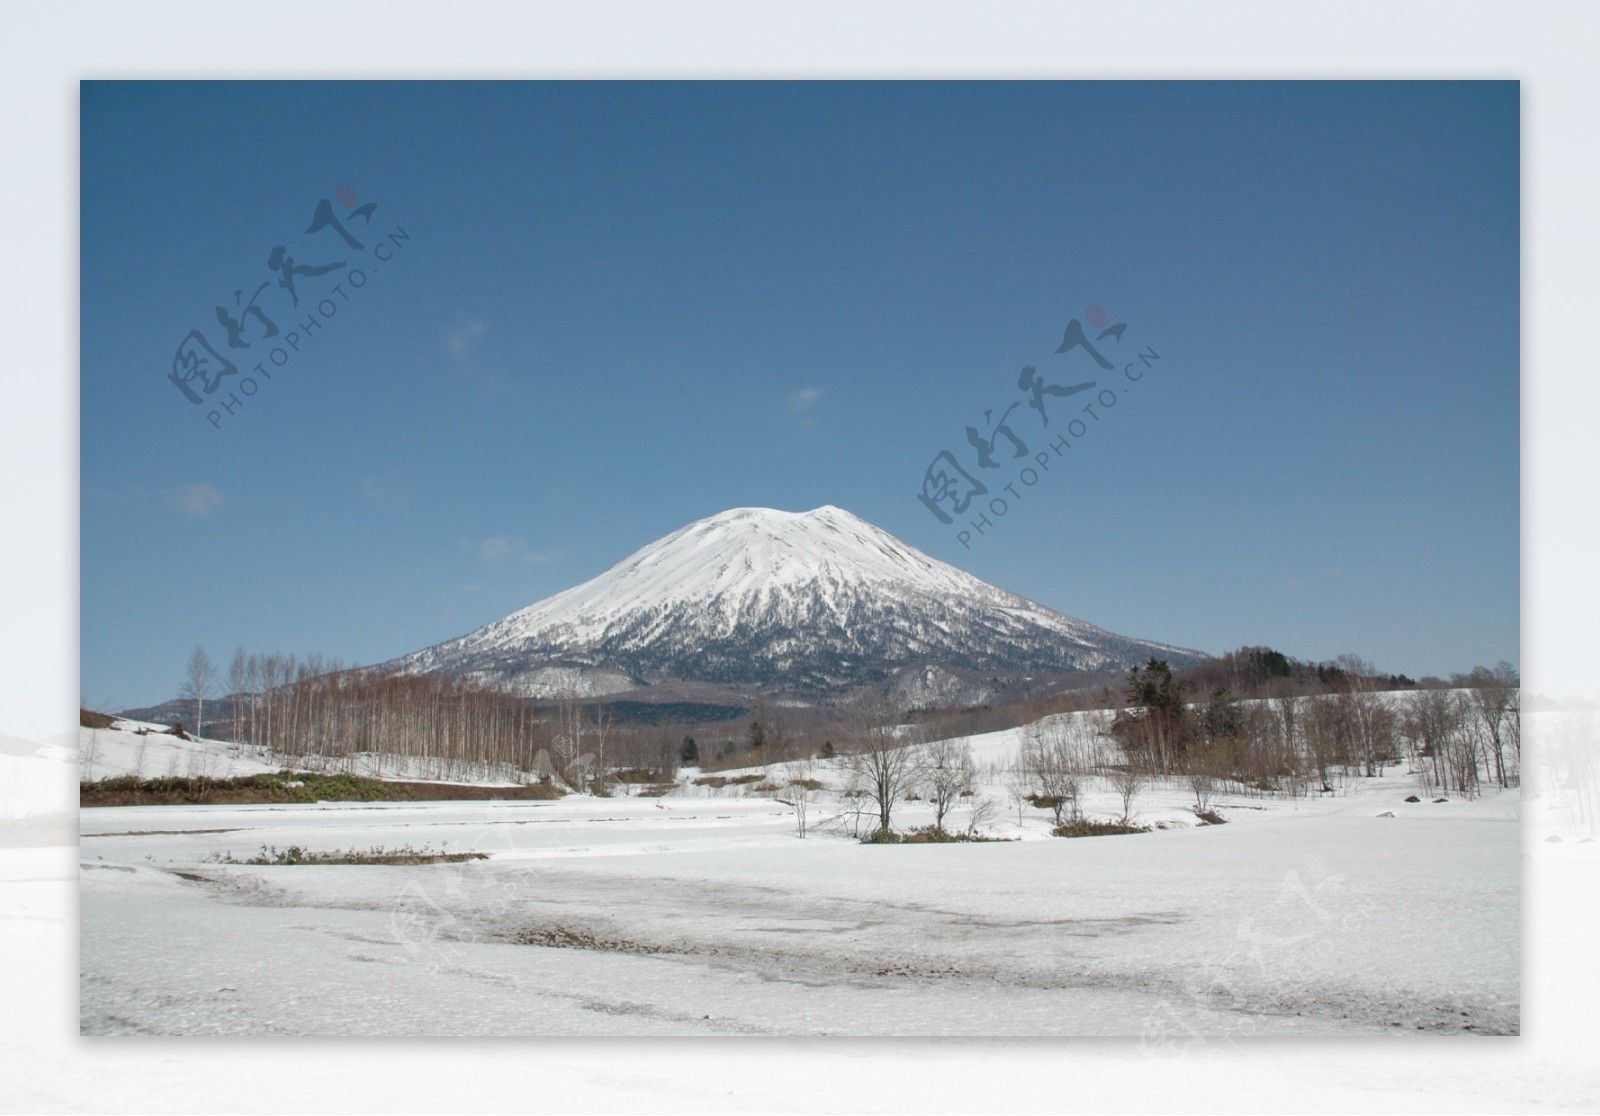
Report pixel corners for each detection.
[79,717,1521,1038]
[0,711,1593,1108]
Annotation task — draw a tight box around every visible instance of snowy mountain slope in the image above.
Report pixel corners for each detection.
[390,505,1204,696]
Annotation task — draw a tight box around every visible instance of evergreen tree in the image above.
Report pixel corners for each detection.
[1111,657,1191,773]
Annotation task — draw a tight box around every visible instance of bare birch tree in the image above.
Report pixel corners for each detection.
[181,645,215,739]
[226,646,248,747]
[1461,662,1518,789]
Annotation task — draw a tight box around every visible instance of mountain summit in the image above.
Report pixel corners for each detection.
[391,506,1204,698]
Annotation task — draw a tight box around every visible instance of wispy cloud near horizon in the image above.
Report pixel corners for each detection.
[466,535,559,565]
[167,482,226,517]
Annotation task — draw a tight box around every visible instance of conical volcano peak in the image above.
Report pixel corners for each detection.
[389,505,1204,696]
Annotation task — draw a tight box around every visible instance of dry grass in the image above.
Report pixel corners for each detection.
[691,773,764,789]
[1050,819,1151,839]
[208,843,489,866]
[81,771,564,807]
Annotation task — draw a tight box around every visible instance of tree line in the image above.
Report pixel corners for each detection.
[172,642,1518,809]
[177,646,692,787]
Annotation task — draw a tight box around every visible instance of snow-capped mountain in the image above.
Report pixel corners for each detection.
[389,506,1205,697]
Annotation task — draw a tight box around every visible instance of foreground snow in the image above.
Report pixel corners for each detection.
[1,714,1583,1108]
[80,765,1518,1037]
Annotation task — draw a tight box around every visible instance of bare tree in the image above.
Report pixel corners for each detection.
[921,735,977,833]
[552,689,590,791]
[79,730,100,781]
[833,693,925,836]
[244,652,262,751]
[1020,716,1094,825]
[1335,655,1397,778]
[1403,687,1464,798]
[1269,684,1302,761]
[1002,764,1032,828]
[775,756,820,838]
[1267,681,1305,796]
[1305,694,1348,793]
[751,696,799,763]
[1505,682,1521,773]
[1187,756,1218,815]
[1398,686,1480,799]
[181,645,215,739]
[827,769,874,840]
[963,794,999,837]
[588,700,615,792]
[226,646,248,747]
[1107,759,1146,826]
[260,652,284,760]
[1461,662,1518,789]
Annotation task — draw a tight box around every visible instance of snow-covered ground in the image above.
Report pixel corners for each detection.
[79,711,1521,1038]
[77,718,529,786]
[78,719,283,783]
[0,711,1592,1108]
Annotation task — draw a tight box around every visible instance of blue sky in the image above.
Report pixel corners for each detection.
[80,80,1519,709]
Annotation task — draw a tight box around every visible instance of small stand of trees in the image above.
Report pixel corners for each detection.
[1102,654,1518,801]
[1018,716,1096,826]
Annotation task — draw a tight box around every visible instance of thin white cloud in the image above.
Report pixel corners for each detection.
[478,535,512,561]
[786,386,823,414]
[443,314,488,355]
[167,482,226,517]
[468,535,558,565]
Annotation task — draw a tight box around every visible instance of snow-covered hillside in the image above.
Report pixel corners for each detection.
[390,505,1204,695]
[78,719,283,783]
